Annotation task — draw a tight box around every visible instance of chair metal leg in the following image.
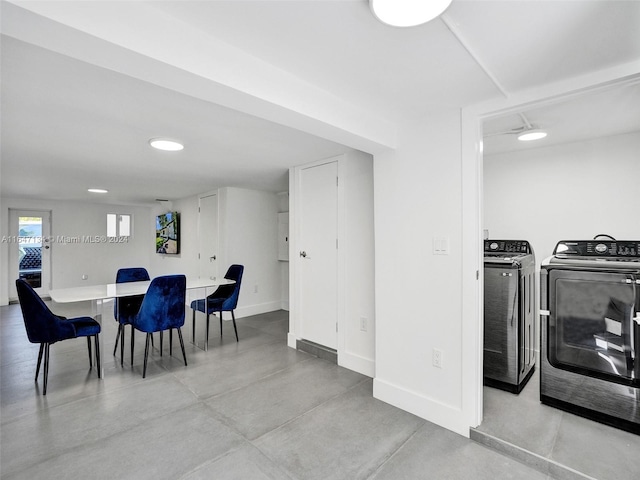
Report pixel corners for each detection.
[231,310,238,342]
[143,333,151,378]
[87,336,93,369]
[220,312,223,337]
[113,324,122,356]
[35,343,44,381]
[120,324,125,366]
[192,309,196,343]
[177,328,187,366]
[159,331,163,356]
[43,343,50,395]
[95,334,101,379]
[131,327,135,366]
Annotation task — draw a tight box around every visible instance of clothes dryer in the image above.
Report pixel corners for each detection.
[540,239,640,434]
[484,240,536,393]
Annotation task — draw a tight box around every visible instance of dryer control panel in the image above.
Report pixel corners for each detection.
[553,240,640,258]
[484,240,532,254]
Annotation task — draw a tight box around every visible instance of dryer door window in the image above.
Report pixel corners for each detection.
[547,269,638,386]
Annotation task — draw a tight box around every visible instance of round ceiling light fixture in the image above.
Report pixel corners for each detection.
[369,0,453,27]
[149,138,184,151]
[88,188,108,194]
[517,129,548,142]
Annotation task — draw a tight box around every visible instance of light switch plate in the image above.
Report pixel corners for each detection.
[433,237,450,255]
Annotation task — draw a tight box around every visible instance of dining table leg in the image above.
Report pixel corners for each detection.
[92,298,105,379]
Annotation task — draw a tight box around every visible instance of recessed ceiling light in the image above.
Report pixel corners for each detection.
[370,0,452,27]
[149,138,184,151]
[517,129,548,141]
[88,188,108,194]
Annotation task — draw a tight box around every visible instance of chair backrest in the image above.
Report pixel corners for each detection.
[15,279,75,344]
[114,268,150,318]
[116,267,150,283]
[221,264,244,310]
[134,275,186,333]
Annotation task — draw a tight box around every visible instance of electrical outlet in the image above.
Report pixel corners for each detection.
[433,348,443,368]
[360,316,368,332]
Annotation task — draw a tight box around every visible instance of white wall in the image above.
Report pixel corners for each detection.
[277,191,290,311]
[218,187,282,317]
[1,197,152,304]
[373,111,471,435]
[484,131,640,263]
[149,196,200,279]
[338,151,376,375]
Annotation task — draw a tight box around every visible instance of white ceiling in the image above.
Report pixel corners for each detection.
[483,81,640,155]
[1,0,639,205]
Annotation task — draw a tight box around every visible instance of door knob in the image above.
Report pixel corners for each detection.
[210,255,216,262]
[300,251,307,258]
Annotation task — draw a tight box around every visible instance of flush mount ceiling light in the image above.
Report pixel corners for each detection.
[517,129,548,142]
[369,0,453,27]
[88,188,108,194]
[149,138,184,151]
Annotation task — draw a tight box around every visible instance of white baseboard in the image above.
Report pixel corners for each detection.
[234,301,282,319]
[338,351,374,378]
[287,332,299,349]
[373,377,470,438]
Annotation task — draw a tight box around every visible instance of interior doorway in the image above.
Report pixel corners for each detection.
[8,209,51,299]
[198,192,219,281]
[472,76,640,475]
[297,160,338,350]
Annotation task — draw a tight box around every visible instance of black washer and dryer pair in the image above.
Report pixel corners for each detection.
[540,239,640,434]
[483,240,536,394]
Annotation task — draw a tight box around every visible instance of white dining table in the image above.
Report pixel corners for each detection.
[49,277,234,377]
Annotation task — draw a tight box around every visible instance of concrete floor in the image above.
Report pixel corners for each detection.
[0,300,621,480]
[474,367,640,480]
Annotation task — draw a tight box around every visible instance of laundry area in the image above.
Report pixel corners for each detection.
[474,80,640,480]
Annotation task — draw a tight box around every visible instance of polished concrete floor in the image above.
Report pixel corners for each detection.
[0,301,631,480]
[474,367,640,480]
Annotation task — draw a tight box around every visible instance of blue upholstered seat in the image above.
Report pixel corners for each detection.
[190,264,243,348]
[113,267,150,366]
[15,278,101,395]
[130,275,187,378]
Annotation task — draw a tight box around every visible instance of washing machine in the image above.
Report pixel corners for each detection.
[540,239,640,434]
[484,240,536,393]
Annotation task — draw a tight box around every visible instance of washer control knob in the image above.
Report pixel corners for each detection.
[595,243,608,254]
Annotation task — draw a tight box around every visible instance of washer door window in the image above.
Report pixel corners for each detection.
[548,269,638,386]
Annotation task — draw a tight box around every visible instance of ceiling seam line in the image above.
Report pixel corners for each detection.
[440,13,510,99]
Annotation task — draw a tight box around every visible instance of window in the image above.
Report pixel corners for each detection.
[107,213,132,237]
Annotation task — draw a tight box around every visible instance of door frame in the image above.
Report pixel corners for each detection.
[197,190,220,281]
[8,208,52,300]
[289,155,343,355]
[462,72,640,429]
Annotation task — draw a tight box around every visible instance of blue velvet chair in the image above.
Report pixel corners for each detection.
[190,264,243,348]
[113,267,150,366]
[130,275,187,378]
[15,279,101,395]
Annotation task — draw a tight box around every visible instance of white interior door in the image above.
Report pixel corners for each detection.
[198,193,219,280]
[9,209,51,299]
[299,161,338,349]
